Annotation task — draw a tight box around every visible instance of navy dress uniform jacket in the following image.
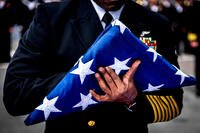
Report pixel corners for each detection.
[3,0,183,132]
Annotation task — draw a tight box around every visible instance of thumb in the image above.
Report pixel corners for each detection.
[123,60,141,82]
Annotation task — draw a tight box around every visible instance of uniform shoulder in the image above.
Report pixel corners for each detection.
[129,1,170,26]
[146,8,169,26]
[36,0,75,18]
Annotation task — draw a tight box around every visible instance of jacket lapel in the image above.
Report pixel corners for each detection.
[71,0,103,51]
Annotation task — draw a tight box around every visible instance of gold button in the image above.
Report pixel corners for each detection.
[88,120,95,127]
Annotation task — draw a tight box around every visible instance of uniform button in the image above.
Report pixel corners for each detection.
[88,120,95,127]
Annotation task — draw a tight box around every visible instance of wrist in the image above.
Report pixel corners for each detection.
[124,91,138,112]
[125,100,137,112]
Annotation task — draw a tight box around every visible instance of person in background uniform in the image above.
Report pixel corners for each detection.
[3,0,183,132]
[20,0,38,27]
[175,0,193,54]
[5,0,34,35]
[147,0,160,12]
[12,0,61,35]
[135,0,148,7]
[0,0,13,63]
[184,0,200,96]
[158,0,183,55]
[6,0,61,38]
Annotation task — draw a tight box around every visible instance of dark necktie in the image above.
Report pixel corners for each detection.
[102,12,113,28]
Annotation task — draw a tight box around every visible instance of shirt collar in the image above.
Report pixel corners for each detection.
[91,0,124,21]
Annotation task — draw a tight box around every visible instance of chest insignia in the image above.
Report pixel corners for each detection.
[140,31,157,51]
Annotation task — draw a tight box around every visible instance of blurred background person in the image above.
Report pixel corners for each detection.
[137,0,200,96]
[6,0,61,36]
[184,0,200,96]
[135,0,149,7]
[147,0,160,12]
[0,0,61,63]
[0,0,13,63]
[145,0,183,55]
[0,0,37,63]
[6,0,34,35]
[175,0,193,55]
[159,0,183,55]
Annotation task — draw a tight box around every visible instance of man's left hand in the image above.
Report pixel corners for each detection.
[90,60,141,106]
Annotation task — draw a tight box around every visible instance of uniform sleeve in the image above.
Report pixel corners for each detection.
[134,11,184,124]
[136,89,183,123]
[3,5,65,116]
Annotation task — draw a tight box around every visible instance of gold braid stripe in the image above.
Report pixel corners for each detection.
[170,96,180,116]
[146,95,158,122]
[149,95,162,122]
[160,96,172,120]
[166,96,176,118]
[153,96,165,122]
[158,96,169,121]
[146,95,180,122]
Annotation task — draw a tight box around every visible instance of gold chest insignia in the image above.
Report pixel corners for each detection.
[140,31,157,51]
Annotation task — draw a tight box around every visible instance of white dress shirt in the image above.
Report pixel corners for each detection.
[91,0,124,29]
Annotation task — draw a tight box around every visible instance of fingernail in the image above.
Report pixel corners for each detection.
[98,67,104,72]
[105,66,110,70]
[95,73,100,78]
[136,60,141,65]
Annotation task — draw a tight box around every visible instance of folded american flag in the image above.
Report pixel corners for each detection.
[24,20,196,125]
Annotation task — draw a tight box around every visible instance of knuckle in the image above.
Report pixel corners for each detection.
[112,74,118,80]
[107,78,113,83]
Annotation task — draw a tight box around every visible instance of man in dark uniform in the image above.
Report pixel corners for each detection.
[3,0,183,132]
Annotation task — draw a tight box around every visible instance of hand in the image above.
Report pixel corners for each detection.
[90,60,141,105]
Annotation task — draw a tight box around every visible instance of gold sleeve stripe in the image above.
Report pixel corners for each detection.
[153,96,165,122]
[160,96,172,120]
[166,96,176,118]
[158,96,169,121]
[167,96,180,117]
[146,95,180,122]
[149,95,161,122]
[170,96,180,116]
[146,95,158,122]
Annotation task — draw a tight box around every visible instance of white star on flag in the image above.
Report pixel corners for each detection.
[70,59,95,84]
[175,69,189,85]
[144,83,164,92]
[73,93,97,110]
[147,47,161,62]
[111,20,127,33]
[109,57,131,75]
[36,96,61,120]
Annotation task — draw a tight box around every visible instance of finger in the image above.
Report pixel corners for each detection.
[90,90,109,102]
[90,89,101,102]
[105,66,123,88]
[95,72,111,95]
[98,67,117,90]
[124,60,141,81]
